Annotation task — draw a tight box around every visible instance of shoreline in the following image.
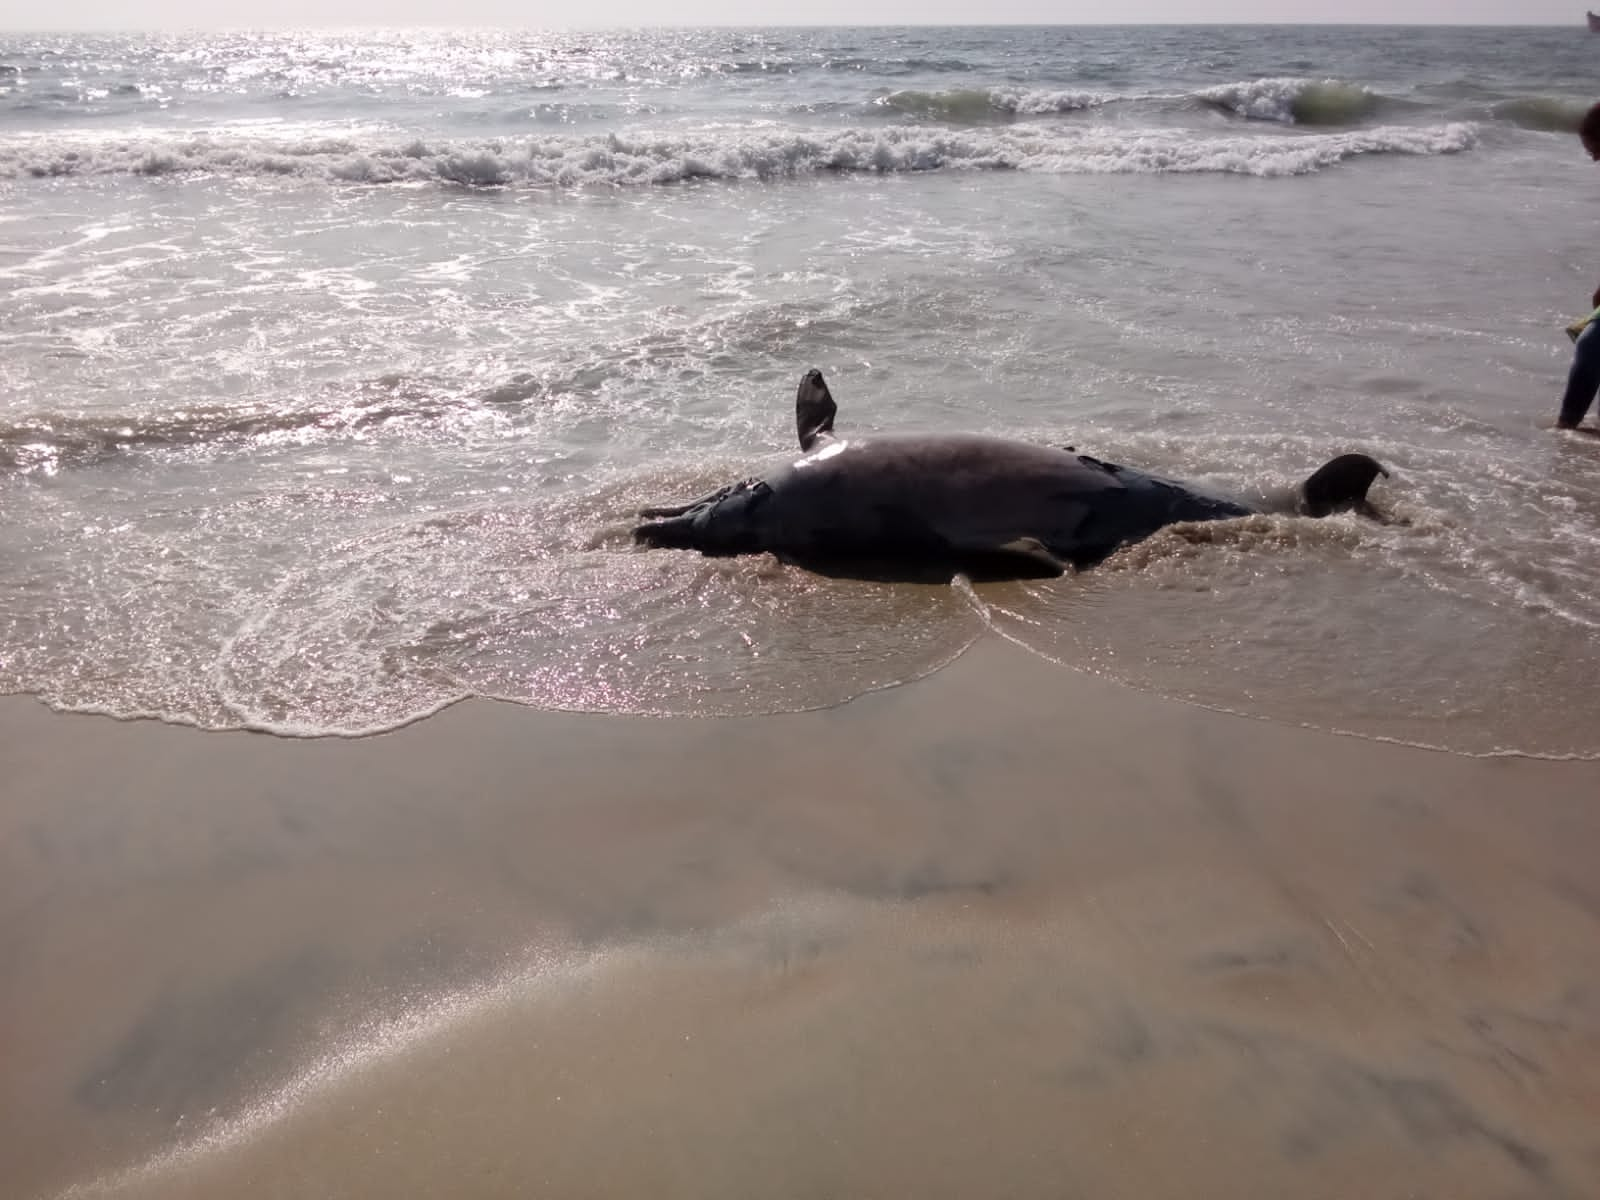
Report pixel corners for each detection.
[16,625,1600,762]
[4,634,1599,1198]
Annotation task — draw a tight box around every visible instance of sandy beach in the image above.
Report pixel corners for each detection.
[4,634,1598,1199]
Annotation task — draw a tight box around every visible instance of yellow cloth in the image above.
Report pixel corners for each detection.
[1567,305,1600,342]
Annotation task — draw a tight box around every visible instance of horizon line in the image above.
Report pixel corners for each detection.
[0,20,1591,32]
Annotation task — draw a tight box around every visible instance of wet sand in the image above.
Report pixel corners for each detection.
[3,636,1599,1199]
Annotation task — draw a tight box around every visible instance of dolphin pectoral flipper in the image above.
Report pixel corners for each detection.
[939,532,1071,578]
[796,368,838,451]
[985,537,1070,577]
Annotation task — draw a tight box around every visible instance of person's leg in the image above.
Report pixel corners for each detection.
[1559,320,1600,427]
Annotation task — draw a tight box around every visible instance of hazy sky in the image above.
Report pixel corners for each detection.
[0,0,1587,31]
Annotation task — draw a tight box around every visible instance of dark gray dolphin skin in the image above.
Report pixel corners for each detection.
[634,369,1389,579]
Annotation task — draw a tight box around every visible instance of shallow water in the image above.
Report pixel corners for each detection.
[3,26,1599,753]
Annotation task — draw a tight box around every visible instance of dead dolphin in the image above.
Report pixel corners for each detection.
[633,369,1389,579]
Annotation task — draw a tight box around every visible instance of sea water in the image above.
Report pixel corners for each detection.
[3,25,1599,753]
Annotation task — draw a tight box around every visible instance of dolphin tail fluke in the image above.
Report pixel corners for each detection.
[1300,453,1389,518]
[796,368,837,451]
[634,478,765,554]
[637,478,753,522]
[634,513,699,549]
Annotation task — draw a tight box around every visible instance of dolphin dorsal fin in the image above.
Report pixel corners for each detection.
[796,368,837,452]
[1299,454,1388,517]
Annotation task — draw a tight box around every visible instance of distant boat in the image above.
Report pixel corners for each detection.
[1590,10,1600,31]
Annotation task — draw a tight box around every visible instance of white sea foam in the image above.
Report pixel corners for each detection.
[0,121,1478,185]
[990,87,1115,114]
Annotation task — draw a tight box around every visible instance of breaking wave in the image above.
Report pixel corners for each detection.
[870,86,1114,122]
[861,77,1587,138]
[1,121,1479,187]
[1196,77,1390,126]
[1490,95,1590,133]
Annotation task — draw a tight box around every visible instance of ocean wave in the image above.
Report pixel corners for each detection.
[871,86,1113,122]
[1490,95,1591,133]
[1196,77,1387,126]
[825,56,976,74]
[0,387,444,476]
[675,55,979,76]
[0,121,1479,188]
[0,373,506,472]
